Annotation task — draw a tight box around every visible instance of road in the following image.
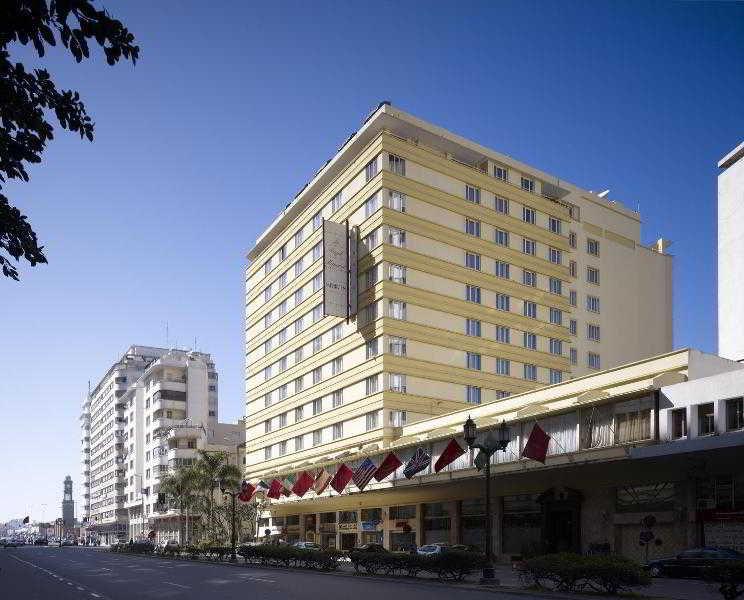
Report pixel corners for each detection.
[0,546,535,600]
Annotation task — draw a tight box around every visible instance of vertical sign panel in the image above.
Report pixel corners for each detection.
[348,225,359,319]
[323,220,348,317]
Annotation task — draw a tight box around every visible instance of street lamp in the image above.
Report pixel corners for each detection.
[218,478,239,561]
[463,416,510,585]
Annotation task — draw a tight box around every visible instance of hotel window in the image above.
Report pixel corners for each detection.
[588,352,601,370]
[363,265,378,289]
[388,154,406,176]
[332,390,343,408]
[362,228,379,250]
[312,335,322,354]
[294,435,304,451]
[615,408,651,443]
[390,410,407,427]
[569,231,577,248]
[548,217,562,235]
[366,337,379,359]
[390,373,407,393]
[264,393,272,408]
[495,260,510,279]
[313,429,322,446]
[587,324,601,342]
[466,252,481,271]
[331,324,343,343]
[570,348,577,365]
[264,286,273,303]
[550,307,562,326]
[365,375,379,395]
[294,406,304,422]
[549,338,562,355]
[332,423,343,440]
[264,447,272,460]
[726,398,744,431]
[330,192,343,213]
[312,303,323,322]
[496,294,510,311]
[312,272,322,292]
[569,319,577,335]
[549,369,562,384]
[496,325,510,343]
[523,269,537,287]
[466,285,481,304]
[587,295,600,313]
[264,338,272,354]
[671,408,687,439]
[465,185,481,204]
[389,300,407,320]
[263,365,272,381]
[278,299,288,316]
[263,259,271,275]
[389,336,407,356]
[388,227,406,247]
[570,290,577,306]
[523,332,537,350]
[365,158,378,181]
[524,364,537,381]
[312,398,322,416]
[522,238,536,255]
[495,228,509,247]
[312,367,322,385]
[549,277,562,295]
[312,242,322,261]
[495,195,509,214]
[466,352,482,370]
[278,441,287,456]
[466,385,482,405]
[293,287,304,306]
[587,266,600,285]
[521,176,535,192]
[698,403,715,435]
[587,238,600,257]
[569,260,577,277]
[278,356,287,373]
[293,375,303,394]
[364,193,380,217]
[496,390,511,399]
[331,357,343,376]
[389,263,406,284]
[494,165,508,181]
[522,206,536,224]
[389,190,406,212]
[466,318,482,337]
[549,247,562,265]
[278,384,288,401]
[366,411,379,431]
[312,211,322,231]
[523,300,537,319]
[465,218,481,237]
[496,358,510,376]
[294,228,304,248]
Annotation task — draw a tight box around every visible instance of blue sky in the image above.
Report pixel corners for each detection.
[1,1,742,522]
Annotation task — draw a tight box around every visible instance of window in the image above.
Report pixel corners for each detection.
[615,408,651,443]
[279,412,287,427]
[496,294,510,311]
[389,300,406,320]
[264,286,273,303]
[264,447,272,460]
[331,324,343,343]
[523,300,537,319]
[523,269,537,287]
[466,352,482,370]
[333,423,343,440]
[362,228,379,250]
[495,228,509,246]
[312,272,322,291]
[312,211,322,231]
[466,285,481,304]
[293,287,304,306]
[522,206,536,224]
[389,410,407,427]
[522,238,536,255]
[365,411,379,431]
[569,231,577,248]
[549,369,562,384]
[390,373,406,393]
[331,356,343,375]
[495,390,511,399]
[312,367,322,385]
[569,260,577,277]
[570,348,577,365]
[389,190,406,212]
[549,277,562,295]
[549,338,562,355]
[312,398,322,416]
[294,435,304,451]
[312,335,322,354]
[496,358,510,376]
[389,153,406,175]
[698,403,715,435]
[587,295,600,313]
[465,185,480,204]
[294,228,304,249]
[278,384,288,401]
[548,217,562,235]
[466,385,482,405]
[588,352,601,370]
[466,318,481,337]
[570,290,577,306]
[388,227,406,247]
[312,429,322,446]
[523,332,537,350]
[549,247,562,265]
[365,375,379,395]
[726,398,744,431]
[332,390,343,408]
[465,218,481,237]
[494,165,508,181]
[365,158,378,181]
[496,325,510,343]
[587,266,600,285]
[366,338,379,359]
[388,263,406,284]
[524,364,537,381]
[465,252,481,270]
[278,441,287,456]
[495,260,510,279]
[364,193,380,217]
[587,324,601,342]
[671,408,687,439]
[495,196,509,214]
[294,406,304,422]
[389,336,407,356]
[312,241,322,261]
[587,238,600,257]
[569,319,577,335]
[550,307,562,326]
[521,176,535,192]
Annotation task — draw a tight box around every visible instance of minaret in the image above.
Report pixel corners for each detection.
[62,475,75,530]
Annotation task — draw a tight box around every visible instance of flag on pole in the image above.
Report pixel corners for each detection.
[23,516,29,524]
[281,474,295,496]
[403,447,431,479]
[238,481,255,502]
[434,438,466,472]
[313,469,331,494]
[292,471,314,497]
[256,480,270,492]
[374,452,402,481]
[352,458,377,491]
[330,464,353,494]
[522,424,551,464]
[266,479,283,499]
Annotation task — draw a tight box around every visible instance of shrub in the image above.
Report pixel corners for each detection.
[348,550,486,581]
[705,561,744,600]
[237,544,342,571]
[523,553,650,593]
[583,555,651,594]
[425,550,487,582]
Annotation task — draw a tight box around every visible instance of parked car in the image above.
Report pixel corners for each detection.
[293,541,321,550]
[417,543,451,556]
[157,539,180,550]
[451,544,479,553]
[352,543,389,553]
[61,539,75,547]
[1,538,21,548]
[33,538,49,546]
[646,547,743,578]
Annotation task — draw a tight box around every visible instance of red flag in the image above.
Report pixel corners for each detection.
[434,438,466,472]
[330,464,353,494]
[522,424,551,463]
[238,481,256,502]
[291,471,314,497]
[374,452,402,481]
[266,479,283,499]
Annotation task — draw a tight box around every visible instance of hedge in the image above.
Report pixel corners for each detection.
[238,544,343,570]
[705,561,744,600]
[521,553,651,594]
[349,550,487,582]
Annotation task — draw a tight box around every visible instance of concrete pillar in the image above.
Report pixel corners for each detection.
[493,494,503,560]
[416,503,424,546]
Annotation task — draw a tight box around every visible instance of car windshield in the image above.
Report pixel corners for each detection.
[420,545,436,551]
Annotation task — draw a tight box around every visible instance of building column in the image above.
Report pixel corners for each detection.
[493,494,503,561]
[416,503,424,547]
[450,501,461,545]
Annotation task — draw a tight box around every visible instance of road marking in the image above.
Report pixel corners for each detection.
[164,581,190,589]
[6,553,109,600]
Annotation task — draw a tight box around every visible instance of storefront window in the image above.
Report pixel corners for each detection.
[502,494,541,556]
[423,502,450,544]
[389,505,416,520]
[339,511,357,523]
[616,483,676,513]
[361,508,382,521]
[320,512,336,523]
[286,515,300,526]
[390,531,416,552]
[461,498,486,551]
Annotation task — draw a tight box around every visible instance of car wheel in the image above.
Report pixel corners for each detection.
[649,566,661,577]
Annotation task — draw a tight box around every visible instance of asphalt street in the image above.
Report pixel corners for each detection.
[0,546,535,600]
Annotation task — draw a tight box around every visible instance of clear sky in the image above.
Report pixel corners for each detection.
[1,1,742,523]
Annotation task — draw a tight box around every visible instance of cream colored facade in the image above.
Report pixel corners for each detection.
[244,103,673,483]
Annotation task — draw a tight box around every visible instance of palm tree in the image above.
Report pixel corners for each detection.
[192,450,241,544]
[159,466,198,545]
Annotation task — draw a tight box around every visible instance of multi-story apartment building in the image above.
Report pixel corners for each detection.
[244,103,673,484]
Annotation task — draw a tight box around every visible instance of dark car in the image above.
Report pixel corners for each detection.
[352,543,388,553]
[33,538,49,546]
[646,547,743,578]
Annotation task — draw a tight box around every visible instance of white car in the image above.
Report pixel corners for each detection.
[417,543,451,556]
[293,541,321,550]
[157,539,180,550]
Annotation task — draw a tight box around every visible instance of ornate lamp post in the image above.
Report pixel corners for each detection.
[218,478,239,561]
[463,416,510,585]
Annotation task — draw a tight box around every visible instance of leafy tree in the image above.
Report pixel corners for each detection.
[0,1,139,280]
[192,450,242,544]
[158,466,199,545]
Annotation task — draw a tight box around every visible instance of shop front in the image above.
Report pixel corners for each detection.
[338,511,358,550]
[388,504,417,551]
[319,512,338,549]
[360,508,383,545]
